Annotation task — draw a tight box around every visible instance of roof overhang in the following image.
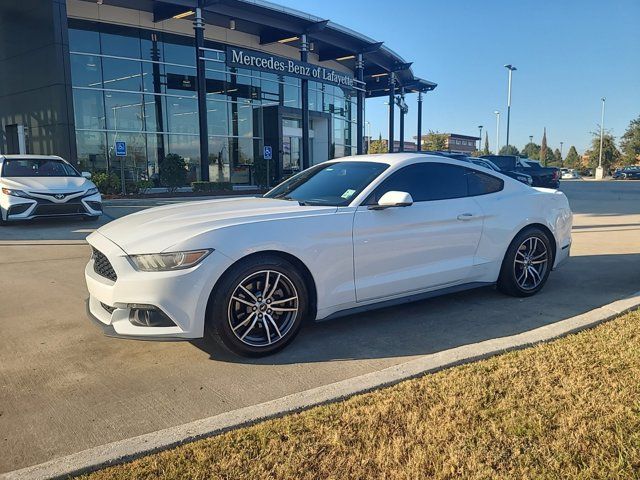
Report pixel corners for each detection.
[79,0,436,96]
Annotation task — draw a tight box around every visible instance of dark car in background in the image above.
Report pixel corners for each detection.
[482,155,560,189]
[419,151,534,186]
[613,166,640,180]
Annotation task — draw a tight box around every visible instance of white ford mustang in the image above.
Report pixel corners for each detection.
[85,153,572,356]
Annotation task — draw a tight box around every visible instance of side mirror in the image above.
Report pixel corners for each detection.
[81,171,92,179]
[369,191,413,210]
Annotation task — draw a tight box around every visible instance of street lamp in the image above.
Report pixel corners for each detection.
[494,111,500,153]
[365,121,371,153]
[559,141,564,166]
[504,64,517,149]
[529,135,533,144]
[478,125,483,152]
[596,97,606,179]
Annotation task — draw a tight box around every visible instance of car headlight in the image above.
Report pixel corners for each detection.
[128,249,212,272]
[1,187,30,198]
[85,187,99,196]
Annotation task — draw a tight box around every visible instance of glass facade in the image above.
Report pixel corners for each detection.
[68,19,358,186]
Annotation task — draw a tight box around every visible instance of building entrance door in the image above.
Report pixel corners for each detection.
[282,135,302,173]
[282,117,313,175]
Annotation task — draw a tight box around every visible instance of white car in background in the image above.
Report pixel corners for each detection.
[85,153,572,357]
[560,168,580,179]
[0,155,102,224]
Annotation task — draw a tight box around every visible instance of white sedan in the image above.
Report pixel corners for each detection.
[0,154,102,223]
[85,153,572,356]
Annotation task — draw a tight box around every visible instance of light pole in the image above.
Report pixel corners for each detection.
[529,135,533,144]
[494,111,500,153]
[559,141,564,166]
[478,125,483,152]
[596,97,606,179]
[365,121,371,153]
[504,64,517,149]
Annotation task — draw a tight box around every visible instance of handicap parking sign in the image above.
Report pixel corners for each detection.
[263,145,272,160]
[115,141,127,157]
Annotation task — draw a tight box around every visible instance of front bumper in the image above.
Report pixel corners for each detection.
[85,231,233,340]
[0,191,102,221]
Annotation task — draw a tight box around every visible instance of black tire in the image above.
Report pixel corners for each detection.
[205,254,310,357]
[497,227,554,297]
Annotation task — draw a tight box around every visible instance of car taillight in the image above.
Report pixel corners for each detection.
[553,170,559,180]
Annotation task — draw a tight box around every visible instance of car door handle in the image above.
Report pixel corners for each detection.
[457,213,475,221]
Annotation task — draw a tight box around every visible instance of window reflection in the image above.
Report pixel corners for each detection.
[67,19,358,182]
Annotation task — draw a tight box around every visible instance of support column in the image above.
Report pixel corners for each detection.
[355,53,364,155]
[388,73,395,153]
[300,34,310,168]
[399,87,405,152]
[416,91,423,151]
[194,3,209,181]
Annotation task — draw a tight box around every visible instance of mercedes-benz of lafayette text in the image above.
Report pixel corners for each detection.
[0,155,102,224]
[85,153,572,357]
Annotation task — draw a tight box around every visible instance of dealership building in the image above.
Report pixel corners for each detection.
[0,0,436,186]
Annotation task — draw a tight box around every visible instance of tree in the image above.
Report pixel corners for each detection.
[159,153,188,192]
[620,115,640,165]
[550,148,563,167]
[586,131,621,171]
[483,132,490,155]
[521,142,540,160]
[368,133,388,154]
[422,131,448,151]
[564,146,580,168]
[498,145,520,155]
[540,128,548,166]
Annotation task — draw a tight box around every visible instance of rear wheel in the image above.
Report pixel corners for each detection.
[497,227,553,297]
[206,254,309,357]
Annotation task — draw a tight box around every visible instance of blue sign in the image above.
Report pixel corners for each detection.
[263,145,272,160]
[115,141,127,157]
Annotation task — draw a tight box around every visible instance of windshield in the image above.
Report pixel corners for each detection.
[2,158,79,177]
[264,161,389,206]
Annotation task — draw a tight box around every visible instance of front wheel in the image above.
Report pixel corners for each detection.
[497,227,554,297]
[206,254,309,357]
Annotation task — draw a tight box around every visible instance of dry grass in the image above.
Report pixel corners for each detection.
[81,309,640,480]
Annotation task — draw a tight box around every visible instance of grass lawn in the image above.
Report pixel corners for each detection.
[81,309,640,480]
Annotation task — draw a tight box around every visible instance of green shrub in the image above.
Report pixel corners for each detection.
[136,179,155,194]
[159,153,188,192]
[191,181,233,192]
[92,172,121,195]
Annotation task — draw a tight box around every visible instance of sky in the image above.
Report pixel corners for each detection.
[275,0,640,154]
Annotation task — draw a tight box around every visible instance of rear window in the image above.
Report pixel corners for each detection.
[2,158,79,177]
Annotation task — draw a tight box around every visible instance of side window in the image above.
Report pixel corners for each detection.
[366,162,469,203]
[467,170,504,196]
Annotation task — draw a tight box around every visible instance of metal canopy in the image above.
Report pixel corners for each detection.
[83,0,436,97]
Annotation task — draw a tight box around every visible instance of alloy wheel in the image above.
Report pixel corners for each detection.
[227,270,299,347]
[513,236,549,291]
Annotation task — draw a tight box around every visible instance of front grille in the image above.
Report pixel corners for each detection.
[92,248,118,282]
[33,202,87,216]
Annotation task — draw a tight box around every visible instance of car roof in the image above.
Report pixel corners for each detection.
[327,152,469,167]
[0,154,65,160]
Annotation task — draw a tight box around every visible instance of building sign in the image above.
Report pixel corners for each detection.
[226,46,355,89]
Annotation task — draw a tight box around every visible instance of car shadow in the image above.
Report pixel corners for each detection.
[191,252,640,365]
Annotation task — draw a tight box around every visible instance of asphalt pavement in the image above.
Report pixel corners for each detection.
[1,180,639,473]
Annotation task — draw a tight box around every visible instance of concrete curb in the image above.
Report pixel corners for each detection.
[4,291,640,480]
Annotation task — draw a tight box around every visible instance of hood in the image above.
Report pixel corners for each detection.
[93,197,337,254]
[1,176,92,192]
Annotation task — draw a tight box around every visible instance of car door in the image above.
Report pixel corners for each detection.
[352,162,484,302]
